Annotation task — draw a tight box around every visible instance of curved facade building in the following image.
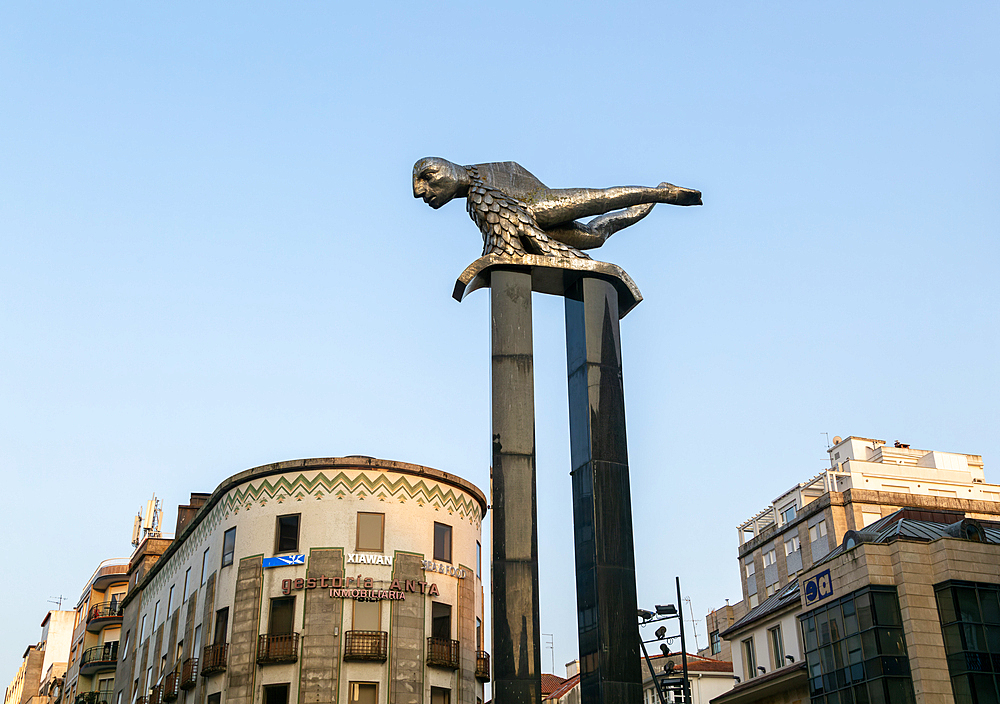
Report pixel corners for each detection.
[115,458,488,704]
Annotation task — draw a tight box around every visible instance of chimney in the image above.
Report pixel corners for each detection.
[565,659,580,678]
[175,492,211,536]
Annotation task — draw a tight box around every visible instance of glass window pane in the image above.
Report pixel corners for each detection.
[942,624,965,653]
[857,595,874,631]
[434,523,452,563]
[804,617,818,652]
[952,675,974,704]
[829,606,844,643]
[971,674,999,704]
[964,624,987,652]
[269,597,294,635]
[957,588,982,623]
[872,592,901,627]
[982,591,1000,625]
[356,513,384,552]
[878,628,907,657]
[276,515,300,553]
[938,588,958,625]
[885,677,915,704]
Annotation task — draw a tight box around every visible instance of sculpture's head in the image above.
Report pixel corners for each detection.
[413,157,466,209]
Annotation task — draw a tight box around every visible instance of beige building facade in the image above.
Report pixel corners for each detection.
[711,437,1000,704]
[115,457,488,704]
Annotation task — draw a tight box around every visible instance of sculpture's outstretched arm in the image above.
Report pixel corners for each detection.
[544,204,656,250]
[529,183,701,229]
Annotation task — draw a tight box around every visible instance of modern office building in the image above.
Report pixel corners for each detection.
[710,436,1000,704]
[64,561,131,704]
[114,457,488,704]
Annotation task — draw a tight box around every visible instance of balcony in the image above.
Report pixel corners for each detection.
[74,692,114,704]
[86,601,124,632]
[80,643,119,675]
[149,685,162,704]
[476,651,490,681]
[201,644,228,676]
[426,638,459,670]
[90,559,129,591]
[257,633,300,665]
[343,631,388,662]
[179,658,198,690]
[162,671,179,702]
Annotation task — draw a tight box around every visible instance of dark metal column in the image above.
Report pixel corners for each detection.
[565,276,642,704]
[491,269,542,704]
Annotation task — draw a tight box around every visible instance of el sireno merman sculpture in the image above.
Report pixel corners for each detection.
[412,157,702,260]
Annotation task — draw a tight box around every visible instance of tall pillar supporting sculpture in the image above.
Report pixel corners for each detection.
[490,268,542,704]
[565,277,642,704]
[412,156,702,704]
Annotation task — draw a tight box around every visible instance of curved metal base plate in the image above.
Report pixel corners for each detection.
[454,254,643,318]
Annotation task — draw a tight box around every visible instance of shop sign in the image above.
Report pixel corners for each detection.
[422,560,467,579]
[803,569,833,606]
[281,575,439,599]
[263,554,305,568]
[347,553,393,566]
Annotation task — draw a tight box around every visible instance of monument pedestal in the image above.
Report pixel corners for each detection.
[465,258,642,704]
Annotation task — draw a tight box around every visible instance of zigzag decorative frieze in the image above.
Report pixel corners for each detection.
[144,470,481,600]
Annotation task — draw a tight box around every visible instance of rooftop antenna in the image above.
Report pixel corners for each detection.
[542,633,554,673]
[48,595,66,609]
[133,495,163,546]
[683,597,701,650]
[822,432,831,449]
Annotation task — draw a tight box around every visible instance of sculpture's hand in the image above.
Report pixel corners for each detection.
[658,182,703,206]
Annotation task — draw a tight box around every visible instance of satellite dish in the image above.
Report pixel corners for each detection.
[832,436,842,445]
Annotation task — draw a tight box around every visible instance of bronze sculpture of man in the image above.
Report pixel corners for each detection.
[412,157,702,260]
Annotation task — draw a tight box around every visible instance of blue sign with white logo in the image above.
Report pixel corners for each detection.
[803,569,833,605]
[263,554,305,568]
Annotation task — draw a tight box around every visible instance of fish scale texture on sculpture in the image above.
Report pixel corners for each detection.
[465,166,590,260]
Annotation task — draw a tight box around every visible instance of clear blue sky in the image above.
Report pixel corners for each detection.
[2,1,997,684]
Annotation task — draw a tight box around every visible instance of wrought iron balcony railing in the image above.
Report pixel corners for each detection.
[343,631,388,661]
[426,637,460,670]
[179,658,198,689]
[201,644,228,676]
[80,643,119,672]
[162,670,179,701]
[476,650,491,681]
[257,633,300,665]
[87,601,124,623]
[74,691,114,704]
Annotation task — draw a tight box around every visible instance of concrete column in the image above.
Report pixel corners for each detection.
[565,277,641,704]
[491,269,542,704]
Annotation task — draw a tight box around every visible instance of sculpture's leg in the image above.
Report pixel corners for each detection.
[565,277,642,704]
[491,269,542,704]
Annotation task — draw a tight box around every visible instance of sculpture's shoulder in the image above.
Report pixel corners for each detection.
[471,161,548,202]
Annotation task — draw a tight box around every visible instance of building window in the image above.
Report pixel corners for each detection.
[476,541,481,578]
[800,586,914,704]
[275,514,300,553]
[763,549,777,567]
[152,601,160,630]
[221,527,236,567]
[935,580,1000,704]
[349,683,377,704]
[809,520,828,543]
[353,600,380,632]
[263,684,289,704]
[269,597,295,635]
[781,505,797,525]
[766,583,778,597]
[477,617,483,650]
[139,613,147,643]
[742,637,756,679]
[183,568,191,602]
[214,607,229,644]
[745,560,755,578]
[430,687,450,704]
[785,536,800,555]
[201,548,210,585]
[122,630,130,653]
[356,513,384,552]
[431,602,452,640]
[166,586,174,617]
[768,625,784,670]
[710,630,721,655]
[434,522,452,563]
[206,694,221,704]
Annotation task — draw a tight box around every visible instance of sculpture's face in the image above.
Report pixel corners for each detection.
[413,157,461,209]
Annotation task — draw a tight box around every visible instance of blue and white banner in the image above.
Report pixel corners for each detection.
[263,554,305,568]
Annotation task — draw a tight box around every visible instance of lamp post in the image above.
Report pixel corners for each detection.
[638,578,690,704]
